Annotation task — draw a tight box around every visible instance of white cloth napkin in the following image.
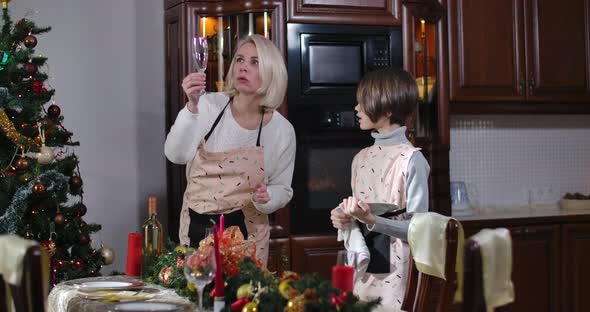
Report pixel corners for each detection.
[407,212,464,302]
[0,234,38,286]
[337,223,370,281]
[470,228,514,312]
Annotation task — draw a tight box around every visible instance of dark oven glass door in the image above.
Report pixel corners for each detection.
[291,134,371,234]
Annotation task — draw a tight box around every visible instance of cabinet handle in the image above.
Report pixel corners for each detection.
[518,79,525,95]
[528,73,536,95]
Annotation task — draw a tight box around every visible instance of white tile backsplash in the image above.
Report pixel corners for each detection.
[450,115,590,211]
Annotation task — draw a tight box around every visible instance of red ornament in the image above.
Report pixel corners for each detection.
[33,181,47,195]
[48,104,61,119]
[79,233,90,244]
[77,203,87,217]
[54,213,65,225]
[331,291,347,309]
[24,35,38,48]
[15,157,31,171]
[69,176,83,194]
[24,62,37,74]
[230,298,250,311]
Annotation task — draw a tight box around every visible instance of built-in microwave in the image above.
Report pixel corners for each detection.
[287,23,403,135]
[287,23,403,235]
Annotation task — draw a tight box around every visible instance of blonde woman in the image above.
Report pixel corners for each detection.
[165,35,295,265]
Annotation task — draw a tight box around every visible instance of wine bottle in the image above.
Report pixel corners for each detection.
[142,196,163,277]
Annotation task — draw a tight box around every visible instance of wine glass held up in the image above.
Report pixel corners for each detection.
[184,247,216,311]
[193,36,209,95]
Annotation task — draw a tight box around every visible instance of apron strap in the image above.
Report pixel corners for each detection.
[204,98,232,142]
[256,109,264,147]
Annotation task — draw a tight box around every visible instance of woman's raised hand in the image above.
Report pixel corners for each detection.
[253,182,271,204]
[181,72,207,112]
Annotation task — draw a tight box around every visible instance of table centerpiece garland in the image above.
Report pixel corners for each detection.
[142,226,380,312]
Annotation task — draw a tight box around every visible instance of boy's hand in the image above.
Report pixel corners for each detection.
[343,196,376,226]
[253,183,270,204]
[330,204,351,229]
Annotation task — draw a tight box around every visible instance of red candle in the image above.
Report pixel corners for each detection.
[212,224,224,297]
[219,214,225,235]
[332,265,354,292]
[126,233,143,277]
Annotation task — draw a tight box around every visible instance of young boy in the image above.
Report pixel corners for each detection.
[330,68,430,308]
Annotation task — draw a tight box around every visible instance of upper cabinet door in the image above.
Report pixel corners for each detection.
[525,0,590,103]
[448,0,525,103]
[287,0,401,25]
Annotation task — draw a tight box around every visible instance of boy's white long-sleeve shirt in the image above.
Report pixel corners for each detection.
[164,92,296,214]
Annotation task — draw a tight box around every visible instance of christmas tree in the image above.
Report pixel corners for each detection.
[0,3,107,284]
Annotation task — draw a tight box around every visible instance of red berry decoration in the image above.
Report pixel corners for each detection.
[33,181,47,195]
[78,203,87,217]
[32,81,43,93]
[48,104,61,120]
[79,233,90,244]
[24,62,37,74]
[24,35,38,48]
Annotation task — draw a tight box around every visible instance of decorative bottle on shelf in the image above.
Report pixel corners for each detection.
[141,196,163,277]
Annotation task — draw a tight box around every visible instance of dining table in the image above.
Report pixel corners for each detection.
[48,275,197,312]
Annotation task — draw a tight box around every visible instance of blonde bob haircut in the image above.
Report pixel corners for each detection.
[224,34,287,111]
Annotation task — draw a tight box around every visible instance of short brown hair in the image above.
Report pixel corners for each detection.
[356,68,418,126]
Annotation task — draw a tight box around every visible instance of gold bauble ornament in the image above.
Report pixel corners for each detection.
[284,294,306,312]
[36,144,54,164]
[279,280,299,300]
[241,301,258,312]
[99,245,116,265]
[237,283,255,299]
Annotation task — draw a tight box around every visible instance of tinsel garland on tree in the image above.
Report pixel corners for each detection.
[0,170,67,233]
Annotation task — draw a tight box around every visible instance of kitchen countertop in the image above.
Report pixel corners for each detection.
[453,206,590,226]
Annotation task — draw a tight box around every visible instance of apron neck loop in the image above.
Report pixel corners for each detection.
[204,97,265,147]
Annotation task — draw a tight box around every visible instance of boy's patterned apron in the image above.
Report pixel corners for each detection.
[351,143,421,308]
[179,99,270,265]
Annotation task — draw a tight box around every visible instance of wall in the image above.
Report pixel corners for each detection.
[450,115,590,212]
[9,0,166,273]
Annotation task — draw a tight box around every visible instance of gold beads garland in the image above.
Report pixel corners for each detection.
[0,108,41,149]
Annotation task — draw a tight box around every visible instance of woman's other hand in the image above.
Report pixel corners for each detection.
[343,196,376,226]
[253,182,271,204]
[330,203,351,229]
[181,72,206,112]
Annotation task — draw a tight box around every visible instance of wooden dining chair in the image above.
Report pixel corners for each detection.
[0,241,49,312]
[402,218,460,312]
[463,233,511,312]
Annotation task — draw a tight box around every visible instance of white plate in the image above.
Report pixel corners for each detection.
[114,302,180,311]
[74,280,144,292]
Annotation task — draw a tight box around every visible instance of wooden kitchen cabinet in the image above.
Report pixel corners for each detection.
[268,238,291,275]
[290,235,342,280]
[448,0,590,113]
[561,222,590,312]
[287,0,402,25]
[508,225,560,312]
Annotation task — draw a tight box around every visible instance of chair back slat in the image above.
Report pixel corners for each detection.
[463,240,486,312]
[0,245,47,312]
[403,218,460,312]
